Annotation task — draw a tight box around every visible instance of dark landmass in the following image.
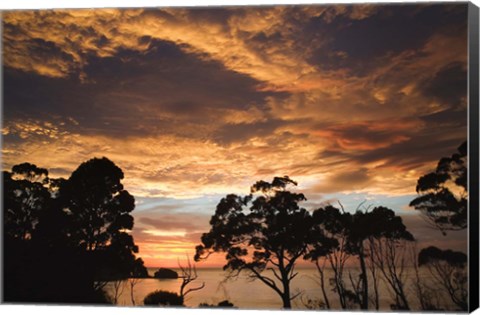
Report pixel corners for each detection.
[154,268,179,279]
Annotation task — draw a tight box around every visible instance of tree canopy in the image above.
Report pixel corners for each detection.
[4,163,51,241]
[3,157,146,303]
[418,246,468,311]
[195,176,322,308]
[62,157,135,251]
[306,205,414,310]
[410,141,467,234]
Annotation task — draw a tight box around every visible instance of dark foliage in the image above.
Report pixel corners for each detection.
[132,258,150,278]
[61,157,136,251]
[143,290,184,306]
[306,205,414,310]
[410,141,467,234]
[195,176,322,308]
[3,165,51,241]
[418,246,467,310]
[3,158,146,304]
[418,246,467,268]
[199,300,236,308]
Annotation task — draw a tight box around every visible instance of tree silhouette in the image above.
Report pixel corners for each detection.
[349,207,414,310]
[3,158,145,304]
[199,300,236,308]
[418,246,468,311]
[94,232,147,290]
[307,205,414,310]
[128,277,143,305]
[410,243,444,311]
[143,290,184,306]
[111,279,126,305]
[61,157,135,251]
[178,256,205,301]
[60,157,143,292]
[305,205,349,309]
[410,141,467,234]
[3,163,65,303]
[195,176,321,308]
[3,163,51,241]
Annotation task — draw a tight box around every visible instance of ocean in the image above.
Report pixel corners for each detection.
[103,267,457,311]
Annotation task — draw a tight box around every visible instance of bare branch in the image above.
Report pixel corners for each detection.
[337,200,346,214]
[183,282,206,297]
[289,271,299,281]
[290,290,303,301]
[267,267,283,282]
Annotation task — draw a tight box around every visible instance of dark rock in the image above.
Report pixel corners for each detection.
[153,268,178,279]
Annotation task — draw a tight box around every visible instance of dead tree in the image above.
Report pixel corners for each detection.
[178,256,205,301]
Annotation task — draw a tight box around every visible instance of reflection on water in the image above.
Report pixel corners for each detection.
[104,267,454,310]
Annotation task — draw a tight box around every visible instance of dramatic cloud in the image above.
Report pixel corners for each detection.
[2,3,469,266]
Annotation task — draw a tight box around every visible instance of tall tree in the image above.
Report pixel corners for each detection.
[410,141,467,234]
[3,158,145,303]
[60,157,144,293]
[195,176,323,308]
[308,205,414,310]
[352,207,414,310]
[61,157,135,251]
[306,205,352,309]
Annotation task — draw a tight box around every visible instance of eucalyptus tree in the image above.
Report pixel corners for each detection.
[308,205,414,310]
[61,157,136,251]
[410,141,467,234]
[195,177,327,308]
[3,163,51,241]
[306,205,352,309]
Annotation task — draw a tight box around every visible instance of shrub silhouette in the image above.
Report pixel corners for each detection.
[143,290,184,306]
[199,300,236,308]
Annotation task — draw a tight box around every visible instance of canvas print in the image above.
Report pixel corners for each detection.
[1,2,478,312]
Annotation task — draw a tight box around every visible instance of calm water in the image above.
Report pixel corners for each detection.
[104,267,455,310]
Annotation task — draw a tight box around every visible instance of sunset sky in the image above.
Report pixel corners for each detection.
[2,3,469,267]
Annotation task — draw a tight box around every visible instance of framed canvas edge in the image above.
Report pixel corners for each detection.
[0,1,478,314]
[468,1,480,313]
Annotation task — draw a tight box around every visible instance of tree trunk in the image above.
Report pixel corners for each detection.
[282,292,291,308]
[316,260,331,309]
[282,278,291,308]
[368,239,380,310]
[358,249,369,310]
